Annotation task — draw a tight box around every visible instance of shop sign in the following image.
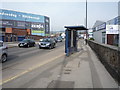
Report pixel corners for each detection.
[0,9,44,23]
[96,23,106,31]
[106,25,119,34]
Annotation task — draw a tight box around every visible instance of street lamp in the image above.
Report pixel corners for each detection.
[86,0,88,39]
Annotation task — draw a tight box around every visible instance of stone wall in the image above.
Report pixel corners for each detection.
[88,40,120,84]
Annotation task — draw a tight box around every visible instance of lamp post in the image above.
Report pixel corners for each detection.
[118,2,120,88]
[86,0,88,39]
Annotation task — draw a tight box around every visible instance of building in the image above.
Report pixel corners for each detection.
[88,29,93,39]
[92,21,106,44]
[106,16,119,46]
[0,9,50,42]
[92,16,119,46]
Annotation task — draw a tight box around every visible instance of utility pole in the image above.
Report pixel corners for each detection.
[86,0,88,39]
[86,0,87,29]
[118,2,120,88]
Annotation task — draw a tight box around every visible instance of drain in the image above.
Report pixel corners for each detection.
[64,71,70,74]
[64,68,72,74]
[78,61,80,67]
[65,69,72,71]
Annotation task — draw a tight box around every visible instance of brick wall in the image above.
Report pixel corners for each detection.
[88,40,120,84]
[12,28,27,36]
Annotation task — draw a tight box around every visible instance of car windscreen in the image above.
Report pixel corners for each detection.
[58,37,62,39]
[22,39,30,43]
[40,38,51,42]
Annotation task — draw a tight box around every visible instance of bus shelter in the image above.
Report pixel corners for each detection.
[65,26,88,56]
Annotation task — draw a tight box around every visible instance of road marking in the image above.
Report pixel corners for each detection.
[0,54,65,85]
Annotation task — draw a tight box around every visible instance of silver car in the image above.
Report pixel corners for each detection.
[0,41,8,63]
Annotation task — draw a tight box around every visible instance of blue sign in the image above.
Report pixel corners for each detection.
[0,9,44,23]
[96,23,106,30]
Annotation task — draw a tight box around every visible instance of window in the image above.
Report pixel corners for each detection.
[102,32,106,44]
[0,42,3,47]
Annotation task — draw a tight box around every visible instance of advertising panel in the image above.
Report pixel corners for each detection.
[0,19,31,29]
[0,9,44,23]
[106,25,119,34]
[31,22,45,36]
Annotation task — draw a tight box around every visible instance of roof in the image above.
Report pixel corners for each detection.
[92,20,105,28]
[64,26,88,30]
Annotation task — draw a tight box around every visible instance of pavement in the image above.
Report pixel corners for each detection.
[47,40,119,88]
[2,40,119,88]
[4,42,19,48]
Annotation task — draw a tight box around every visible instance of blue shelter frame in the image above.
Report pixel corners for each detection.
[65,26,88,56]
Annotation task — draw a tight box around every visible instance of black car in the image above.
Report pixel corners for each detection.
[18,39,35,48]
[39,38,56,49]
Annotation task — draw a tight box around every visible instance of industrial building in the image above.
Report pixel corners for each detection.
[0,9,50,42]
[92,16,119,46]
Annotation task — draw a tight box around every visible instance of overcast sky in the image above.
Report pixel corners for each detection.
[1,1,119,31]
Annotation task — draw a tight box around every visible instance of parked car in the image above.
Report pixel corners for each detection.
[18,39,35,48]
[39,38,56,49]
[57,36,62,42]
[0,41,8,63]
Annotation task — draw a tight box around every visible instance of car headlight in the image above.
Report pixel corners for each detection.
[46,43,50,46]
[24,43,27,45]
[39,42,41,45]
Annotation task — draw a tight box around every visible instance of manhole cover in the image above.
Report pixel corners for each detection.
[47,80,74,88]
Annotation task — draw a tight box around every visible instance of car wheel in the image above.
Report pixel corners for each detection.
[39,46,41,49]
[2,54,7,63]
[28,44,30,48]
[18,44,21,48]
[54,44,56,48]
[49,45,52,49]
[52,45,54,49]
[33,44,36,47]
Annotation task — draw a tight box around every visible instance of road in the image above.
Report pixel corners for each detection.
[1,40,118,88]
[2,41,66,88]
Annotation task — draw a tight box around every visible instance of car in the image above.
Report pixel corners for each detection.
[57,36,63,42]
[18,39,35,48]
[39,38,56,49]
[53,37,58,43]
[0,41,8,63]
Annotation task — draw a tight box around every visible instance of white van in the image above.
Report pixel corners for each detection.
[0,41,8,63]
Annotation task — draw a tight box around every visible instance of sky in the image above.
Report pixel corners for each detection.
[1,1,119,31]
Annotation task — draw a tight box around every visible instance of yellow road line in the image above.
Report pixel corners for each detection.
[0,54,65,85]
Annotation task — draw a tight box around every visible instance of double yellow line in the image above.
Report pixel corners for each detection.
[0,54,65,85]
